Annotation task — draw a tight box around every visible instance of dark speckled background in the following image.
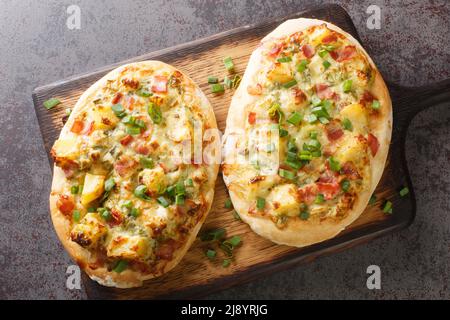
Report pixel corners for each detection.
[0,0,449,299]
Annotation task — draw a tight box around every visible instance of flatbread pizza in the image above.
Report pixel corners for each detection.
[50,61,219,287]
[222,19,392,247]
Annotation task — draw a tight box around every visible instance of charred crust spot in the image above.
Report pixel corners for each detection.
[71,232,92,247]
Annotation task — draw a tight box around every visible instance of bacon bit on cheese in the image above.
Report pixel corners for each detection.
[120,135,133,146]
[152,75,168,93]
[325,121,344,141]
[296,185,318,204]
[322,33,338,44]
[368,133,380,156]
[330,45,356,62]
[248,112,256,125]
[121,78,140,89]
[111,92,123,104]
[292,88,307,104]
[315,83,338,101]
[57,194,74,216]
[114,155,137,177]
[301,44,315,58]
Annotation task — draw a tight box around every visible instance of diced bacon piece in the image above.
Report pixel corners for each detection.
[57,194,74,216]
[111,92,123,104]
[316,181,341,200]
[296,185,318,204]
[134,142,150,155]
[341,161,361,180]
[155,239,179,260]
[302,44,315,58]
[322,33,338,44]
[151,75,168,93]
[292,88,307,105]
[368,133,380,156]
[315,83,336,100]
[268,43,283,58]
[120,135,133,146]
[325,121,344,141]
[114,156,137,177]
[248,112,256,125]
[330,45,356,62]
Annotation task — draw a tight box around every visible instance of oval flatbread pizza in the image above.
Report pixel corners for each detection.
[222,19,392,247]
[50,61,219,287]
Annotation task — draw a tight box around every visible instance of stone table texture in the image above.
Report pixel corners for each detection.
[0,0,449,300]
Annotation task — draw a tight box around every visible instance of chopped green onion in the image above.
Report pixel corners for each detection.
[277,56,292,63]
[342,118,353,131]
[112,103,126,118]
[256,197,266,210]
[322,60,331,69]
[211,83,225,94]
[399,187,409,197]
[185,178,194,187]
[136,88,152,97]
[304,139,321,151]
[287,112,302,125]
[206,249,216,260]
[323,45,336,51]
[200,228,226,242]
[318,49,328,58]
[224,198,232,209]
[140,157,154,169]
[282,79,297,89]
[311,106,330,119]
[319,117,329,124]
[296,59,308,73]
[315,194,325,204]
[104,178,115,192]
[311,150,322,158]
[113,260,128,273]
[222,259,231,268]
[298,152,312,161]
[98,208,111,221]
[130,207,140,218]
[279,168,296,180]
[43,98,61,110]
[223,75,232,88]
[166,185,176,198]
[299,211,309,220]
[369,194,377,205]
[134,119,146,129]
[287,140,298,152]
[65,108,72,116]
[121,200,133,209]
[382,200,393,214]
[147,102,162,124]
[310,131,318,139]
[305,114,318,123]
[122,115,135,125]
[371,100,381,110]
[157,196,170,208]
[175,181,185,196]
[134,185,151,201]
[311,96,322,106]
[231,74,242,89]
[207,76,219,84]
[87,207,96,213]
[72,210,81,222]
[285,159,303,170]
[227,235,241,247]
[343,79,352,93]
[223,57,235,72]
[233,210,241,221]
[341,179,350,192]
[279,128,288,137]
[328,157,341,172]
[127,126,141,135]
[70,185,79,194]
[175,194,185,205]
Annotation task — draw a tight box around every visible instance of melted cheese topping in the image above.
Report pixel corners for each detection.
[52,64,214,273]
[227,24,382,228]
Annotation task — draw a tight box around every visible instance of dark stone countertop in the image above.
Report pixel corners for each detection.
[0,0,448,299]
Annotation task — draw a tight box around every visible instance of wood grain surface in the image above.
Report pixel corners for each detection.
[32,4,450,299]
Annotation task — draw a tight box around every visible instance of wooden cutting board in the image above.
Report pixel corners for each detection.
[32,4,450,299]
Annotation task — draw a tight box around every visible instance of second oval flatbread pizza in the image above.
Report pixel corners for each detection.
[223,19,392,247]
